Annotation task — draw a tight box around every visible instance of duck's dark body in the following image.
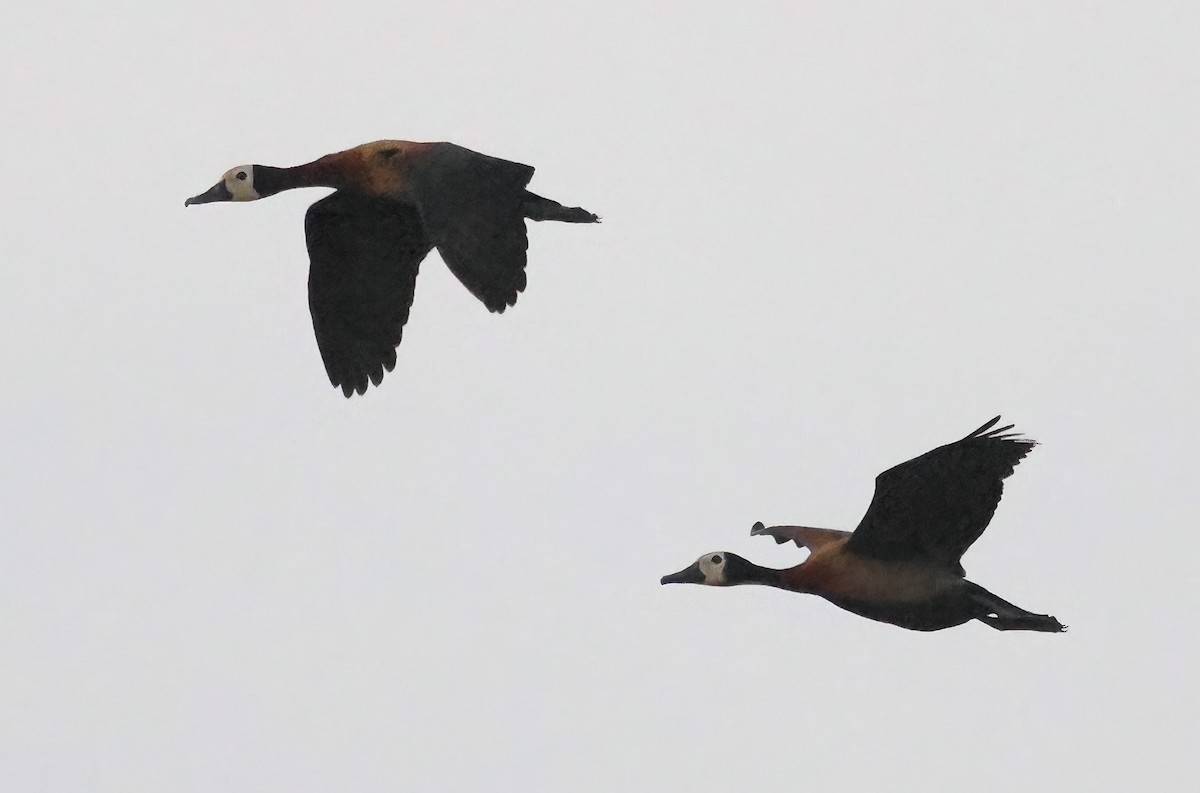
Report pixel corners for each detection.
[662,418,1067,634]
[187,140,598,397]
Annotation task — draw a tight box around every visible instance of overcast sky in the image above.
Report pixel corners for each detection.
[1,2,1197,791]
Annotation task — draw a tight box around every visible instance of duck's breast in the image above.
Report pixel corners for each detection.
[789,541,960,604]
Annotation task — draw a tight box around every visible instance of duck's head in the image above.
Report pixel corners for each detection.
[660,552,765,586]
[185,165,274,206]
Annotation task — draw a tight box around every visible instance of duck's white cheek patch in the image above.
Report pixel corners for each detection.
[224,168,261,201]
[227,179,260,202]
[699,560,726,585]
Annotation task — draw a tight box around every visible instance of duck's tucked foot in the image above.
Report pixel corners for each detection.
[980,613,1067,633]
[521,192,599,223]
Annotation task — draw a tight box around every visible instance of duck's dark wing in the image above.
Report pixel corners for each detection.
[845,417,1037,571]
[408,142,534,313]
[305,191,433,397]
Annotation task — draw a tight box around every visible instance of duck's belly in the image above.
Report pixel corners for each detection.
[823,590,979,632]
[796,547,975,630]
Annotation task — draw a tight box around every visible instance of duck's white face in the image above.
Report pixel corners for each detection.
[221,165,260,201]
[185,164,261,206]
[695,553,728,584]
[660,552,732,586]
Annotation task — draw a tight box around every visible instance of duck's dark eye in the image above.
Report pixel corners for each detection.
[236,171,247,180]
[711,555,722,564]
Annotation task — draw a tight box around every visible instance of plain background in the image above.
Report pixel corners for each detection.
[1,2,1197,791]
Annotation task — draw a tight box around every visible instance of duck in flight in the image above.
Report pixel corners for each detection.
[186,140,598,397]
[662,417,1066,633]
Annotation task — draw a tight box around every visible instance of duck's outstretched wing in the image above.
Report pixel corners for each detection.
[408,142,534,313]
[845,417,1037,571]
[305,191,433,397]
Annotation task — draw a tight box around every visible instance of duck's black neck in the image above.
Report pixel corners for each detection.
[727,556,785,588]
[748,564,785,588]
[254,158,347,197]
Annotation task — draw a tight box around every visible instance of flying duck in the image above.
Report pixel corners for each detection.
[661,417,1066,633]
[186,140,599,397]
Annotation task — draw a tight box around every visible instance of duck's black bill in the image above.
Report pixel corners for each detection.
[184,181,233,207]
[660,562,704,585]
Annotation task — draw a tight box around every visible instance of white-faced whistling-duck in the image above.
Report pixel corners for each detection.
[186,141,599,397]
[661,417,1066,633]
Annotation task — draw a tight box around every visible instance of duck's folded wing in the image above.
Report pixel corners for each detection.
[408,143,535,313]
[845,417,1037,570]
[305,191,433,397]
[750,522,851,551]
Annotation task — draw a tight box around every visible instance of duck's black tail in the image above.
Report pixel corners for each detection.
[521,191,600,223]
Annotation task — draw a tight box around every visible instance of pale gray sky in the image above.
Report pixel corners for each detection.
[1,2,1197,791]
